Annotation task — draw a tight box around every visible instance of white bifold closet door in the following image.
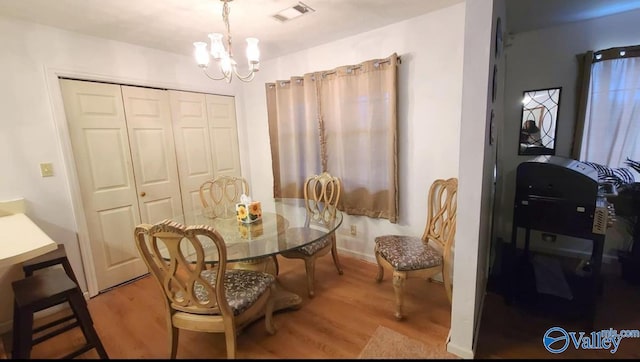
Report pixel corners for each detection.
[169,90,242,224]
[61,79,242,292]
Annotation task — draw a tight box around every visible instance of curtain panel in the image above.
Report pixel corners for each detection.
[571,51,594,159]
[266,74,321,199]
[573,45,640,164]
[579,57,640,167]
[266,53,399,223]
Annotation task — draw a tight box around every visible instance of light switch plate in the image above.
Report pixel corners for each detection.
[40,163,54,177]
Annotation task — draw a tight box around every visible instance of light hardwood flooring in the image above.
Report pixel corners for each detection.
[2,253,454,359]
[3,251,640,359]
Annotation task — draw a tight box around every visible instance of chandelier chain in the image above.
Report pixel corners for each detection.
[222,0,233,58]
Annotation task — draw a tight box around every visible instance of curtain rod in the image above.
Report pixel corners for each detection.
[593,44,640,62]
[269,55,401,87]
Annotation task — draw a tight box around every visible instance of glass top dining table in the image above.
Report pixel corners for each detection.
[165,198,343,264]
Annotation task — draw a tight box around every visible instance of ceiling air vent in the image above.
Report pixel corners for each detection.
[272,2,315,23]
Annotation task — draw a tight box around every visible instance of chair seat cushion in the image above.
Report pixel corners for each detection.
[296,236,331,256]
[196,269,275,316]
[375,235,442,271]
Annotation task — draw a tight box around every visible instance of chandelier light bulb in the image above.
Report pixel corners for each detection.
[208,33,225,60]
[246,38,260,65]
[220,54,233,74]
[193,42,210,67]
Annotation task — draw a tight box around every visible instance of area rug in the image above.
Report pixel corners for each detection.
[357,325,458,359]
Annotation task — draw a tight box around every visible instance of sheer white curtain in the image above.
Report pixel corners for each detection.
[579,57,640,170]
[266,53,399,222]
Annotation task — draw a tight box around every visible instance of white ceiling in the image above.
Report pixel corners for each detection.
[1,0,640,61]
[0,0,464,61]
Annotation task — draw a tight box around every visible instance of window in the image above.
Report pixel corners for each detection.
[574,45,640,178]
[266,53,399,222]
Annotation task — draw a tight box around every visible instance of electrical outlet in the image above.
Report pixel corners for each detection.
[350,225,357,236]
[40,163,54,177]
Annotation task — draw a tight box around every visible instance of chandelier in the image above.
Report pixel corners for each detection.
[193,0,260,83]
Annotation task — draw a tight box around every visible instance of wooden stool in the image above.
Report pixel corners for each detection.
[11,268,108,359]
[22,244,78,284]
[20,243,85,352]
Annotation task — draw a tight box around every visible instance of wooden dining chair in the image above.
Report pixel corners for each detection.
[280,172,344,297]
[199,176,249,219]
[134,219,277,359]
[373,177,457,319]
[198,175,280,274]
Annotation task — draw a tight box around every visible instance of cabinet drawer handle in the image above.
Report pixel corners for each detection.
[140,192,146,197]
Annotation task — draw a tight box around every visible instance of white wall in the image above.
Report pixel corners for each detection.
[0,16,241,332]
[238,3,465,262]
[448,0,504,358]
[494,8,640,265]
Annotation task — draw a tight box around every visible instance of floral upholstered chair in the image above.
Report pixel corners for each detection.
[374,178,457,319]
[134,219,277,359]
[280,172,344,297]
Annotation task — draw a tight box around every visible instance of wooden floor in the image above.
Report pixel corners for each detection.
[2,253,454,359]
[3,252,639,359]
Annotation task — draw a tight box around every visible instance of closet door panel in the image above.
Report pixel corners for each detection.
[121,85,184,224]
[212,128,238,172]
[206,94,242,178]
[60,79,147,292]
[169,90,215,222]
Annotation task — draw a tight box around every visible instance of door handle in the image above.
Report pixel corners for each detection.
[140,192,146,197]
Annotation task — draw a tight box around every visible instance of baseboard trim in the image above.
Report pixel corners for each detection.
[446,340,475,359]
[336,247,376,264]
